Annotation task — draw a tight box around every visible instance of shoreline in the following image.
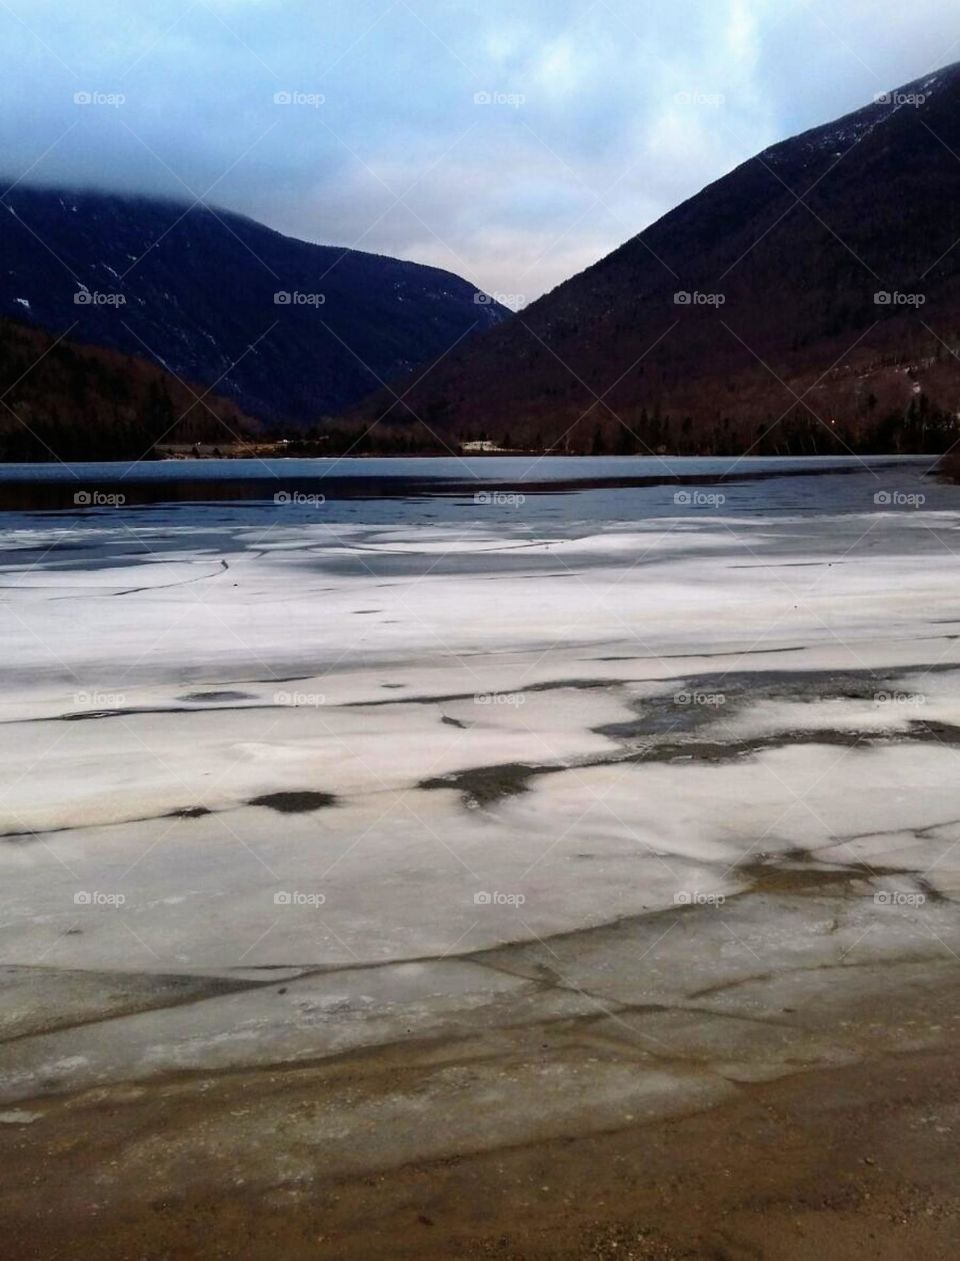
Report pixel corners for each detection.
[2,917,959,1259]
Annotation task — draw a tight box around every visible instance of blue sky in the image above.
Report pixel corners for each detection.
[0,0,955,302]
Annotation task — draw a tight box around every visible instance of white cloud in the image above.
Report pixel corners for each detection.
[0,0,954,299]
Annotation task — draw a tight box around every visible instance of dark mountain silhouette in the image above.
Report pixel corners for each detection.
[352,62,960,456]
[0,317,259,461]
[0,187,506,427]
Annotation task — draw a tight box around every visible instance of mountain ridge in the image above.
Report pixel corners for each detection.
[0,186,508,427]
[350,59,960,455]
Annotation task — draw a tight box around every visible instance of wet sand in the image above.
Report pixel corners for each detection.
[2,962,958,1260]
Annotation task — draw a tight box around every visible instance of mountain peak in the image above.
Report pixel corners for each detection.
[350,62,960,456]
[761,58,960,168]
[0,185,508,425]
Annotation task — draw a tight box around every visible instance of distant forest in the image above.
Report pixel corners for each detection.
[0,316,956,461]
[288,392,958,459]
[0,319,257,461]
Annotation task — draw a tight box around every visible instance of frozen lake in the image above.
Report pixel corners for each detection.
[0,451,939,511]
[2,451,960,1158]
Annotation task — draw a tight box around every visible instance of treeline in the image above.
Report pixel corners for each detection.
[449,395,958,458]
[279,394,957,459]
[279,422,468,457]
[0,319,258,461]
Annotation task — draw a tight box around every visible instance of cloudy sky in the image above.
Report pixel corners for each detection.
[0,0,955,302]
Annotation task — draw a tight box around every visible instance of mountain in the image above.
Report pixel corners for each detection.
[352,62,960,455]
[0,188,507,427]
[0,317,259,461]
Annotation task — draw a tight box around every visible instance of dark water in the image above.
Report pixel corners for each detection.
[0,453,943,517]
[0,453,956,600]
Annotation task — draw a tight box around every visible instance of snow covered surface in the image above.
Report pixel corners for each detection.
[1,457,960,1115]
